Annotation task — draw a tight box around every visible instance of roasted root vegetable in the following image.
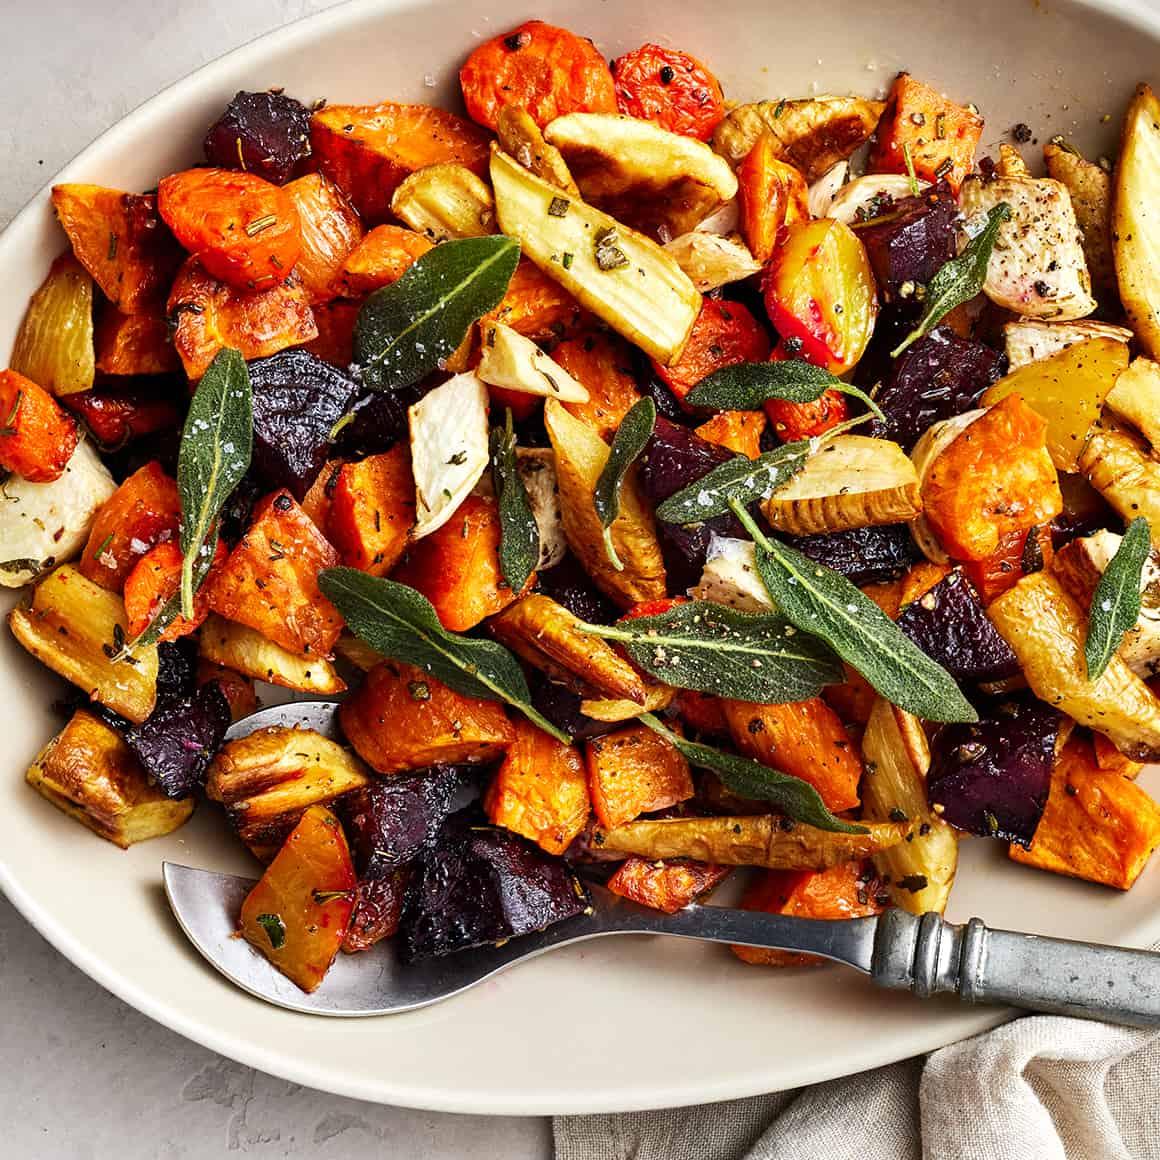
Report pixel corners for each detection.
[514,447,566,569]
[239,805,356,991]
[123,540,221,642]
[552,330,641,439]
[62,386,179,450]
[283,173,364,302]
[722,696,863,813]
[607,857,730,913]
[490,146,701,366]
[335,224,433,296]
[495,105,579,193]
[339,661,515,775]
[484,716,591,854]
[9,565,159,722]
[390,163,495,241]
[737,134,809,263]
[663,230,763,292]
[326,445,415,577]
[860,698,958,914]
[989,570,1160,761]
[459,20,616,131]
[26,710,193,847]
[311,101,490,223]
[594,814,908,869]
[712,97,885,182]
[611,44,725,142]
[762,435,921,536]
[302,300,359,367]
[198,614,346,694]
[10,253,95,397]
[208,489,343,657]
[545,398,667,607]
[764,389,849,444]
[1078,421,1160,544]
[0,370,77,483]
[207,726,370,860]
[694,410,766,460]
[197,660,258,721]
[203,89,313,185]
[481,257,587,342]
[1009,736,1160,890]
[94,309,179,377]
[1043,141,1116,302]
[585,723,693,828]
[1105,357,1160,451]
[694,535,772,613]
[478,322,589,403]
[1002,318,1131,373]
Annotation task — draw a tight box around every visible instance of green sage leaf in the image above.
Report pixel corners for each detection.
[639,714,865,834]
[318,568,571,744]
[586,599,842,701]
[255,913,286,950]
[1085,517,1152,680]
[593,397,656,569]
[490,409,539,592]
[892,202,1012,357]
[685,360,884,421]
[355,235,520,390]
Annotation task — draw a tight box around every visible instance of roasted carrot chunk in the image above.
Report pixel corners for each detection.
[334,224,433,297]
[122,539,226,642]
[731,861,884,966]
[961,525,1055,605]
[168,258,317,379]
[208,489,343,656]
[50,184,182,313]
[79,461,180,590]
[481,258,586,342]
[283,173,365,303]
[340,661,515,775]
[94,308,179,377]
[922,395,1063,562]
[652,299,771,405]
[674,690,730,737]
[1010,737,1160,890]
[869,73,984,193]
[460,20,617,131]
[607,857,730,913]
[394,494,529,631]
[311,102,490,223]
[861,560,951,621]
[553,330,642,439]
[585,723,694,829]
[763,387,849,443]
[304,300,359,368]
[0,369,78,483]
[737,133,809,264]
[694,410,766,459]
[1092,731,1143,778]
[240,804,356,992]
[158,168,301,291]
[327,445,415,577]
[722,696,862,813]
[62,386,179,449]
[484,717,591,854]
[300,458,345,535]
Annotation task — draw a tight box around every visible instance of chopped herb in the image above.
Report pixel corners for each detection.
[594,227,630,271]
[447,450,468,465]
[902,142,920,197]
[547,196,571,218]
[0,389,24,436]
[255,913,286,949]
[107,232,119,261]
[773,98,787,119]
[244,214,278,237]
[562,251,574,270]
[90,531,115,560]
[408,680,431,701]
[312,890,354,905]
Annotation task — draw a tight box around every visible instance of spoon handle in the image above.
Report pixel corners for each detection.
[871,909,1160,1027]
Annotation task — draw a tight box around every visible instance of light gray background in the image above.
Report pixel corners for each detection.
[0,1,547,1155]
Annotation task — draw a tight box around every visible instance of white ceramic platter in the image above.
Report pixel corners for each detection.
[2,0,1159,1115]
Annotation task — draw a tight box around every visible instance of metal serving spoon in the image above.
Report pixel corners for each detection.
[165,702,1160,1025]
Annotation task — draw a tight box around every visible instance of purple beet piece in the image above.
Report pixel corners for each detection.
[343,867,409,952]
[928,697,1063,846]
[787,524,920,587]
[536,553,619,625]
[856,181,959,301]
[869,326,1007,450]
[896,571,1020,684]
[530,681,618,742]
[203,90,313,185]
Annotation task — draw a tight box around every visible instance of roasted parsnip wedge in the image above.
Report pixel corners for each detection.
[1105,357,1160,450]
[908,410,985,563]
[206,725,371,861]
[762,435,921,536]
[1078,421,1160,547]
[26,710,194,847]
[496,105,578,194]
[693,535,773,613]
[516,447,566,569]
[198,614,346,695]
[825,174,926,224]
[989,570,1160,761]
[1114,84,1160,359]
[543,113,738,237]
[9,565,158,722]
[544,399,666,607]
[579,685,677,722]
[711,97,885,181]
[861,698,958,914]
[477,321,589,403]
[490,147,701,365]
[1044,141,1116,301]
[961,174,1096,320]
[663,230,763,292]
[389,163,495,241]
[1003,318,1131,372]
[592,814,909,870]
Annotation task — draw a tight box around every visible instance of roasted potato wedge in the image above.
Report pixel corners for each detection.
[1078,421,1160,547]
[1105,357,1160,450]
[198,614,346,695]
[390,163,496,241]
[26,710,193,847]
[1044,141,1116,301]
[663,230,763,292]
[1003,318,1131,371]
[496,105,579,194]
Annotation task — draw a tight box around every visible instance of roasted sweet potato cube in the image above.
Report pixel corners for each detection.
[122,539,224,642]
[481,257,586,342]
[731,861,884,966]
[168,258,317,380]
[1010,737,1160,889]
[284,173,364,303]
[198,614,346,695]
[79,460,180,591]
[335,224,433,297]
[240,805,357,991]
[585,723,693,829]
[393,494,528,631]
[304,300,360,368]
[694,410,766,459]
[311,102,491,223]
[722,696,863,813]
[300,457,344,534]
[25,709,193,847]
[675,690,730,737]
[94,308,180,377]
[0,369,78,483]
[961,525,1055,605]
[327,445,415,577]
[208,489,342,656]
[607,857,730,914]
[340,661,515,774]
[483,717,590,854]
[62,386,179,449]
[51,184,182,312]
[553,330,642,440]
[1092,731,1143,778]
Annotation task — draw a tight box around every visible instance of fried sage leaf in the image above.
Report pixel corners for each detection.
[686,360,884,420]
[1086,517,1152,680]
[490,409,539,592]
[593,397,656,569]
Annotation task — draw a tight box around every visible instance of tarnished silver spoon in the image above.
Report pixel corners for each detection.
[165,702,1160,1025]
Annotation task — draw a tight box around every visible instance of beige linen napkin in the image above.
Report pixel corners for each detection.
[555,1016,1160,1159]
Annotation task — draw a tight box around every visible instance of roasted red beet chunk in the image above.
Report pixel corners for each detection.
[786,524,920,587]
[203,90,313,185]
